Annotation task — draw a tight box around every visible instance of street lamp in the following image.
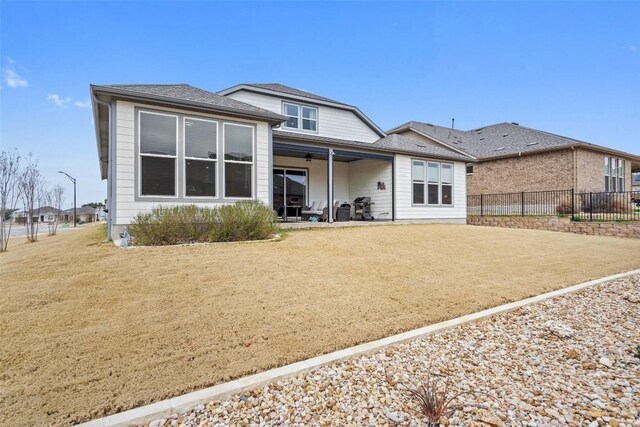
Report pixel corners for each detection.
[58,171,76,227]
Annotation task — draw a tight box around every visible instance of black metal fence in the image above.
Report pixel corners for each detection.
[467,189,640,221]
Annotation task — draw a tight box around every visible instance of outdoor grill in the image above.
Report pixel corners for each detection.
[353,197,374,221]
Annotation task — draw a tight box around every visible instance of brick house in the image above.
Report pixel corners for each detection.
[388,121,640,195]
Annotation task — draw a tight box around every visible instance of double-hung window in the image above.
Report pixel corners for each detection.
[283,102,317,132]
[605,156,625,192]
[441,163,453,205]
[184,117,217,197]
[412,159,454,205]
[412,160,425,204]
[139,111,178,196]
[427,162,440,205]
[224,123,253,198]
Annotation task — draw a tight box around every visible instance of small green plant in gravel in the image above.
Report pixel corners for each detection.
[392,366,487,427]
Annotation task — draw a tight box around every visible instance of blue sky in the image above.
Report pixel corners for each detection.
[1,1,639,205]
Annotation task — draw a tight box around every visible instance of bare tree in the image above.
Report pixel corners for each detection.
[45,184,65,236]
[19,157,46,242]
[0,149,22,252]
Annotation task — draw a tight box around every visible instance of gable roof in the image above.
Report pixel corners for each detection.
[219,83,386,137]
[92,84,286,122]
[241,83,350,106]
[388,121,640,162]
[91,84,288,179]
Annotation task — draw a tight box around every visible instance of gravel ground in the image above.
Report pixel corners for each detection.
[147,275,640,427]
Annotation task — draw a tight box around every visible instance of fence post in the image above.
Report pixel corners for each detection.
[480,194,484,217]
[521,191,525,217]
[570,188,575,221]
[589,192,593,222]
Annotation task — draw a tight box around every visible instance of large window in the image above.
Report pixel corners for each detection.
[282,102,318,132]
[605,156,624,192]
[139,111,177,196]
[224,123,253,198]
[412,159,454,205]
[184,117,217,197]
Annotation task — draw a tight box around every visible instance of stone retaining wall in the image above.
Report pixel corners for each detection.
[467,216,640,239]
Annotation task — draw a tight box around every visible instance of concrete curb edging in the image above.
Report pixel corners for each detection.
[79,269,640,427]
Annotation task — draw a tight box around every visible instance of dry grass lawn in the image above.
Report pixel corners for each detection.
[1,223,639,426]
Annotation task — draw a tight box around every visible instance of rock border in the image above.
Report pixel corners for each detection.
[78,268,640,427]
[113,234,282,249]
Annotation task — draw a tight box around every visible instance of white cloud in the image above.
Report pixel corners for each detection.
[2,57,28,88]
[47,94,71,107]
[74,100,91,109]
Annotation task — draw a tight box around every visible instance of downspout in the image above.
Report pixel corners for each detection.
[92,94,113,240]
[571,146,577,192]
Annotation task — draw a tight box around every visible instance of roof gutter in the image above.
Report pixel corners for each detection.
[273,132,476,163]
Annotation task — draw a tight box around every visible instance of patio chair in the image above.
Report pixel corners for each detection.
[301,201,327,220]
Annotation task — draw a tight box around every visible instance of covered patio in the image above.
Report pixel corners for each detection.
[272,137,395,223]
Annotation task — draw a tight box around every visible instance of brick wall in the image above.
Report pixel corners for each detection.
[467,216,640,239]
[467,150,575,194]
[575,148,634,193]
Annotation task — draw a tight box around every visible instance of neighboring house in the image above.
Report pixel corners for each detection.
[63,206,101,223]
[11,206,65,224]
[91,83,473,240]
[633,173,640,191]
[388,121,640,195]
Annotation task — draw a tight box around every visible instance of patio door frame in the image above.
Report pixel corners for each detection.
[272,166,309,219]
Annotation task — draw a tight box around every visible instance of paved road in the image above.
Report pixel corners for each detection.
[6,224,80,238]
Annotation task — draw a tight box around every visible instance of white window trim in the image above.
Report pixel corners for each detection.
[411,160,426,206]
[411,159,455,207]
[138,110,179,199]
[183,116,218,199]
[605,157,625,193]
[282,101,318,133]
[222,122,254,199]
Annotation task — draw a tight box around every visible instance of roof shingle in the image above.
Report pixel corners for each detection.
[94,84,286,122]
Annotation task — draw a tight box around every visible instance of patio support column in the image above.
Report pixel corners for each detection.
[327,148,334,223]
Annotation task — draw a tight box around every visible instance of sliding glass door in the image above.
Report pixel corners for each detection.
[273,168,307,218]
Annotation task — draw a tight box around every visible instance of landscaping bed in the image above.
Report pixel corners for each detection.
[157,274,640,426]
[1,224,640,426]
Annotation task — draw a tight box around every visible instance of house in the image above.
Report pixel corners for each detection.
[388,121,640,195]
[63,206,101,223]
[91,83,473,240]
[11,206,65,224]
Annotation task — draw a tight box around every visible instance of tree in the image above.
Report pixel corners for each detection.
[19,157,46,242]
[82,202,105,208]
[0,149,22,252]
[45,184,65,236]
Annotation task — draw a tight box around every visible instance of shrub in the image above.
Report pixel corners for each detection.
[213,201,279,242]
[555,197,573,215]
[129,201,278,246]
[582,193,631,214]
